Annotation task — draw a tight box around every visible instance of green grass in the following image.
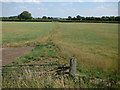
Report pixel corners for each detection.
[2,22,118,73]
[3,69,113,88]
[53,23,118,74]
[2,22,118,88]
[2,22,54,46]
[11,42,59,65]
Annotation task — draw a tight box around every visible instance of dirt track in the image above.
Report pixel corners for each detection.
[1,47,34,66]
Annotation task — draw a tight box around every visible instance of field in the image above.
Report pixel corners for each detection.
[2,22,118,88]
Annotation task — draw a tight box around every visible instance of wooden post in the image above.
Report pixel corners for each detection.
[69,57,76,76]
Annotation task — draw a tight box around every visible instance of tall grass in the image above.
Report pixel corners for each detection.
[53,23,118,74]
[3,67,116,88]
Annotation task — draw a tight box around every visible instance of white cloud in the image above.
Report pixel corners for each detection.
[18,6,27,9]
[1,0,42,5]
[97,3,117,9]
[97,5,105,9]
[72,8,78,12]
[95,3,118,16]
[37,8,47,11]
[77,0,84,2]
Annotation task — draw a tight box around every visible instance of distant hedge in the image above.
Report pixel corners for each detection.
[59,20,119,23]
[1,19,53,22]
[1,19,119,23]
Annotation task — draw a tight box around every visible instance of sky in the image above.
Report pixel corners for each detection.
[1,0,119,18]
[0,0,119,2]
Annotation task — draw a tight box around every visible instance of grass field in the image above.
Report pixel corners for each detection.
[2,22,54,45]
[2,22,118,88]
[53,23,118,73]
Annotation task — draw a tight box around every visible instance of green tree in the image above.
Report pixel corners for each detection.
[48,17,53,19]
[115,16,120,21]
[90,17,95,20]
[68,16,72,20]
[81,17,85,20]
[42,16,47,19]
[76,15,81,20]
[72,17,76,20]
[9,16,18,19]
[48,17,51,19]
[109,16,115,21]
[18,11,32,19]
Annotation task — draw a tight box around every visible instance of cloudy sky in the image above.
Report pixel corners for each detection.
[1,0,119,18]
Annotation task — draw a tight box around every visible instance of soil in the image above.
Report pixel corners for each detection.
[1,47,34,66]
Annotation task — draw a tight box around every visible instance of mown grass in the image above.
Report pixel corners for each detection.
[2,22,119,88]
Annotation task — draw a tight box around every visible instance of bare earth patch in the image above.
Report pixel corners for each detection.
[2,47,34,66]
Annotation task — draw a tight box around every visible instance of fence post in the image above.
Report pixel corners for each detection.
[69,57,77,76]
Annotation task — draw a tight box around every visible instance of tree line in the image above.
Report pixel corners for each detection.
[1,11,119,23]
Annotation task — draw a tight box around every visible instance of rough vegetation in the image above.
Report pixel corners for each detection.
[2,22,119,88]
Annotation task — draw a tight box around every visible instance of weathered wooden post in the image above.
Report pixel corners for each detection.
[69,57,77,76]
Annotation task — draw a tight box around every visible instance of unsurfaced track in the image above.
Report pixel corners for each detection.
[2,47,34,66]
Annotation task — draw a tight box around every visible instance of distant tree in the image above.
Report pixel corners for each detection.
[68,16,72,20]
[2,17,9,19]
[86,17,90,20]
[105,16,109,21]
[37,17,41,19]
[90,17,95,20]
[18,11,32,19]
[48,17,51,19]
[9,16,18,19]
[101,16,105,21]
[76,15,81,20]
[42,16,47,19]
[81,17,85,20]
[115,16,120,21]
[72,17,76,20]
[109,16,115,21]
[95,17,101,21]
[101,16,109,21]
[48,17,53,19]
[50,17,53,19]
